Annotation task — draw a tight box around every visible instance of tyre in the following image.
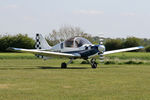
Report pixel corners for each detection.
[91,62,97,69]
[61,62,67,69]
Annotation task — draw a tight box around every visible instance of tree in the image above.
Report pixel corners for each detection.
[123,37,141,48]
[145,46,150,52]
[12,34,35,49]
[46,26,92,46]
[105,39,123,51]
[0,34,35,52]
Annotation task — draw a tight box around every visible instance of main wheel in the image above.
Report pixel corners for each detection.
[61,62,67,69]
[91,62,97,69]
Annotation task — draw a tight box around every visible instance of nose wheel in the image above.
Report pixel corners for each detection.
[90,59,97,68]
[91,62,97,68]
[86,58,97,69]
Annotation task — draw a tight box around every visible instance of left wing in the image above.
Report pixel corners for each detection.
[103,46,144,55]
[9,48,81,58]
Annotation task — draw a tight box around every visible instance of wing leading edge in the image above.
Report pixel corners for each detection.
[10,48,81,58]
[103,46,144,55]
[8,46,144,58]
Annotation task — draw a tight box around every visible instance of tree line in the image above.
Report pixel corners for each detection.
[1,26,150,52]
[0,34,35,52]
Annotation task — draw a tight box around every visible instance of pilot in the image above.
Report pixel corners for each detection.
[75,40,82,47]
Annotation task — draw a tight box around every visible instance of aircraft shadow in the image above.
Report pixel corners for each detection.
[38,66,89,69]
[0,66,89,70]
[0,66,121,70]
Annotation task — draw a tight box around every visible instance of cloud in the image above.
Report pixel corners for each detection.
[121,12,136,16]
[74,10,104,15]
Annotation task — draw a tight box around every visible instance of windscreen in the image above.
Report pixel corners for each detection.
[65,38,74,47]
[75,37,92,47]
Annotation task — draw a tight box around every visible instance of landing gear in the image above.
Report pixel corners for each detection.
[86,58,97,69]
[61,59,74,69]
[91,62,97,68]
[91,59,97,69]
[61,62,67,69]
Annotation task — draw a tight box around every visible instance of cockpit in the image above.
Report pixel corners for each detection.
[65,37,92,48]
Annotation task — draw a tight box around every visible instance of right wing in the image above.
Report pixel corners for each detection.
[103,46,144,55]
[9,48,81,58]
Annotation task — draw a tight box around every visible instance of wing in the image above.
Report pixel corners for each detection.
[103,46,144,55]
[9,48,81,58]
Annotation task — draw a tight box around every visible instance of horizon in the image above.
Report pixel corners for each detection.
[1,32,150,39]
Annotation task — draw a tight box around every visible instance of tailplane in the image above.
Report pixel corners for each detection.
[35,34,51,50]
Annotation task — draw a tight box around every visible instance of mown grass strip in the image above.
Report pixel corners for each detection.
[0,59,150,100]
[106,52,150,60]
[0,53,37,59]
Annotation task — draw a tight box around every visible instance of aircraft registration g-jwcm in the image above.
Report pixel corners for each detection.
[10,34,144,69]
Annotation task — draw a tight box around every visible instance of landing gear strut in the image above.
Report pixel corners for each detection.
[91,62,97,68]
[86,58,97,69]
[91,59,97,68]
[61,59,73,69]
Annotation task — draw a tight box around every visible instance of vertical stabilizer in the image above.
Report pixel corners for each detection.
[35,34,51,50]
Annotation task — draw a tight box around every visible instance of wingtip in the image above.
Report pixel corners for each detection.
[6,47,14,51]
[6,47,22,51]
[138,46,144,49]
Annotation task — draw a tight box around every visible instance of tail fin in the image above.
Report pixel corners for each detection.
[35,34,51,50]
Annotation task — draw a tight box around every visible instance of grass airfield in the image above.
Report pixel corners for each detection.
[0,53,150,100]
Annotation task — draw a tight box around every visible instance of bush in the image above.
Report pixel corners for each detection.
[0,34,35,52]
[81,61,89,64]
[104,61,116,65]
[123,37,141,48]
[105,39,123,51]
[124,60,144,64]
[71,61,74,64]
[145,46,150,52]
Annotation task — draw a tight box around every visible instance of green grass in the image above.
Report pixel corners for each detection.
[0,52,150,100]
[104,52,150,65]
[106,52,150,60]
[1,52,150,60]
[0,53,37,59]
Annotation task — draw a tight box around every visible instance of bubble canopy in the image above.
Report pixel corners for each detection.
[65,37,92,48]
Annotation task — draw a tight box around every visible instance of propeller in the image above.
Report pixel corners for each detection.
[98,34,105,62]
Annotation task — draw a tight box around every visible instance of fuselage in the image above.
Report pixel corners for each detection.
[49,37,105,59]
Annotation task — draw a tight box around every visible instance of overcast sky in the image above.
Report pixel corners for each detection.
[0,0,150,38]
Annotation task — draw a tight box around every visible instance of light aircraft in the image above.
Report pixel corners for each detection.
[9,34,144,68]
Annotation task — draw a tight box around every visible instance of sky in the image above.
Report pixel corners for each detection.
[0,0,150,38]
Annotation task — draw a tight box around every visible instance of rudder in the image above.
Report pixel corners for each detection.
[35,33,51,50]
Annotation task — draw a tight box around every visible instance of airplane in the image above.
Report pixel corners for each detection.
[9,34,144,69]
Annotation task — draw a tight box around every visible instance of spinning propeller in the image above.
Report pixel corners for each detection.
[97,34,105,62]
